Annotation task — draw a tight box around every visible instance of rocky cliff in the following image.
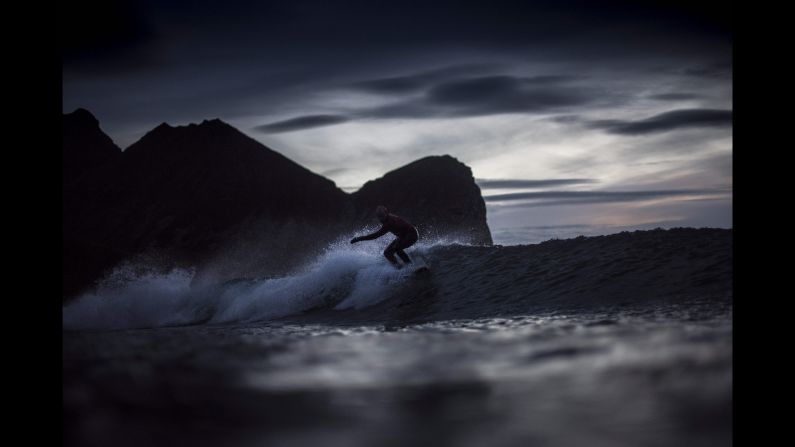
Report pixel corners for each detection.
[351,155,492,245]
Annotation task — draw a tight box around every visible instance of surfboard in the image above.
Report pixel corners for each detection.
[413,266,430,275]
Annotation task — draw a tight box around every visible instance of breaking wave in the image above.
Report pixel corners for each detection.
[63,228,732,331]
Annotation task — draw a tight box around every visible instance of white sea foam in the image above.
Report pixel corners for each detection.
[63,236,447,331]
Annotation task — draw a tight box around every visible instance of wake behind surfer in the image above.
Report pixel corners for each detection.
[351,205,418,268]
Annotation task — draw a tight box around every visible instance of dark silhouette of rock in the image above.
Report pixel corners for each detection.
[111,118,353,250]
[62,110,493,300]
[351,155,493,245]
[63,109,126,300]
[115,118,356,284]
[63,116,355,299]
[63,108,122,187]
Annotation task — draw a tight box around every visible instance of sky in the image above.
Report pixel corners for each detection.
[62,0,732,245]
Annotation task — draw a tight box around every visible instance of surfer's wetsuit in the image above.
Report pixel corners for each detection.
[353,214,418,266]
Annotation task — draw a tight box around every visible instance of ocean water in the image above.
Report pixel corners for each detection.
[63,229,732,447]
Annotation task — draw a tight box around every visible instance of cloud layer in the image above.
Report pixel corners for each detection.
[588,109,732,135]
[484,188,729,206]
[254,115,351,134]
[477,179,598,189]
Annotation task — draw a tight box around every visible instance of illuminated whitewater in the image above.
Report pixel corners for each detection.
[63,237,437,331]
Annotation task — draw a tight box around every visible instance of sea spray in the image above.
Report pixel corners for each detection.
[62,268,198,331]
[63,236,443,331]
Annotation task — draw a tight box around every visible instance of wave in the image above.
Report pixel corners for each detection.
[63,228,731,331]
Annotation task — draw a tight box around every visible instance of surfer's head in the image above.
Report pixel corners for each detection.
[375,205,388,223]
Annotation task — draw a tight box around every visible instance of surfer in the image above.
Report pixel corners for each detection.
[351,205,418,268]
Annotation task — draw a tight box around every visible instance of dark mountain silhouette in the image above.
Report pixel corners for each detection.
[63,108,122,187]
[119,119,353,224]
[63,109,125,299]
[352,155,492,245]
[62,109,493,300]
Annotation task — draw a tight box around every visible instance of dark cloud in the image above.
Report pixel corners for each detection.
[648,93,703,101]
[154,1,726,66]
[351,77,432,95]
[354,75,595,120]
[548,115,584,124]
[588,109,732,135]
[681,61,733,78]
[477,179,598,189]
[361,101,440,119]
[64,0,731,137]
[62,0,161,76]
[359,101,435,119]
[253,115,351,134]
[427,75,590,112]
[345,64,502,94]
[484,188,728,205]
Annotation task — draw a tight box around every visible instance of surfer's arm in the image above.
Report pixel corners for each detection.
[351,225,388,243]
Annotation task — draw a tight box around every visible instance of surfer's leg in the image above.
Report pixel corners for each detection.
[396,249,411,263]
[394,230,417,264]
[383,239,401,266]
